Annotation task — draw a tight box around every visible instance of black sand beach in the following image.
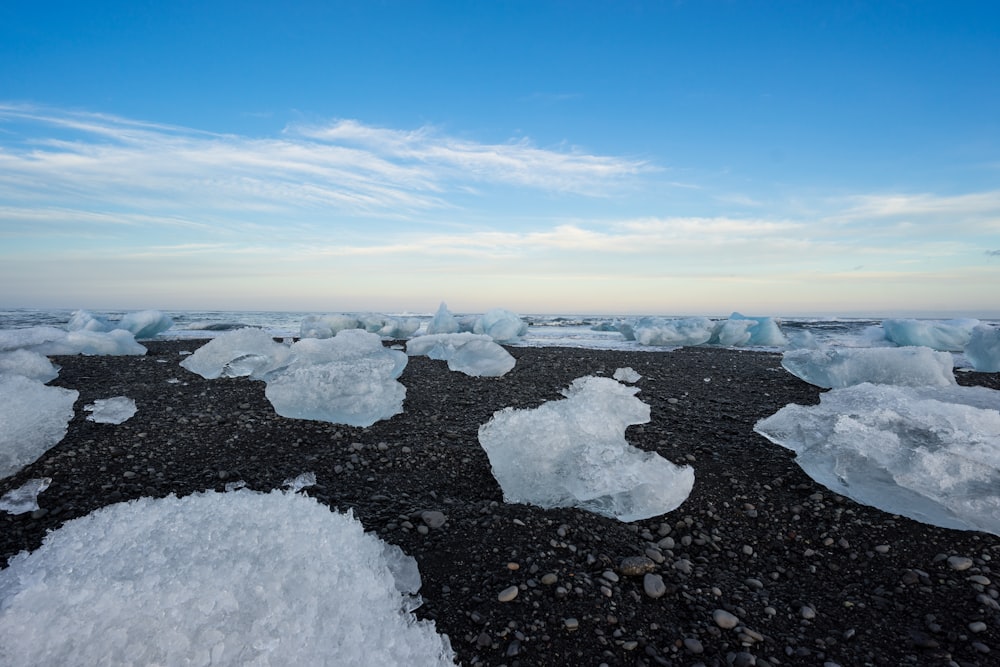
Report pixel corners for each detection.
[2,340,999,666]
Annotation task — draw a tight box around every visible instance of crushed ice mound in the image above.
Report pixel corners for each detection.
[965,324,1000,372]
[754,383,1000,535]
[180,329,294,380]
[622,313,787,348]
[426,302,460,334]
[0,477,51,514]
[265,330,407,427]
[478,376,694,521]
[407,333,515,377]
[881,318,980,351]
[781,346,957,388]
[84,397,138,424]
[0,349,59,382]
[473,308,528,343]
[0,489,455,666]
[0,375,78,479]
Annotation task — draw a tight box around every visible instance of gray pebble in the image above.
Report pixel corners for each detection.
[540,573,558,585]
[683,637,704,654]
[421,510,447,528]
[713,609,739,629]
[969,621,987,633]
[619,556,656,576]
[643,573,667,599]
[564,617,579,630]
[498,585,518,602]
[947,555,974,571]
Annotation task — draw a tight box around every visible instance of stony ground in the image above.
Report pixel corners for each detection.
[2,340,999,667]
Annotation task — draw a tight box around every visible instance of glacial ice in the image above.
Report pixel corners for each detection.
[67,309,174,338]
[613,367,642,383]
[300,314,361,339]
[0,489,455,666]
[264,330,407,427]
[0,375,78,479]
[473,308,528,343]
[754,383,1000,535]
[965,324,1000,372]
[0,477,51,514]
[67,309,112,332]
[623,314,788,348]
[300,313,421,340]
[882,318,980,352]
[32,329,147,356]
[0,326,67,352]
[781,346,957,388]
[407,333,515,377]
[180,329,294,380]
[478,376,694,521]
[426,302,460,335]
[0,349,59,382]
[84,397,138,424]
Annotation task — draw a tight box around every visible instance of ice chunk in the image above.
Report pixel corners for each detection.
[0,326,70,352]
[0,477,51,514]
[882,318,979,351]
[407,333,515,377]
[67,309,112,332]
[478,376,694,521]
[0,490,455,665]
[359,314,422,339]
[84,397,138,424]
[426,302,460,334]
[0,349,59,382]
[965,324,1000,372]
[299,314,361,339]
[754,383,1000,535]
[180,329,294,380]
[118,310,174,338]
[727,312,788,347]
[282,471,317,492]
[473,308,528,343]
[781,346,957,388]
[32,329,147,356]
[613,367,642,383]
[265,330,407,427]
[628,316,715,347]
[382,542,423,602]
[0,375,78,479]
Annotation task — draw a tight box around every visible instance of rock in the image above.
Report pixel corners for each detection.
[643,573,667,599]
[421,510,447,528]
[498,585,519,602]
[564,617,579,630]
[619,556,656,576]
[540,573,558,585]
[969,621,988,633]
[713,609,739,629]
[684,637,704,654]
[947,555,974,571]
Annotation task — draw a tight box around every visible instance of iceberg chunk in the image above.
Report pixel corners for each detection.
[0,477,51,514]
[407,333,515,377]
[473,308,528,343]
[300,314,361,339]
[0,349,60,382]
[0,490,455,666]
[33,329,147,356]
[426,302,460,335]
[265,330,407,427]
[882,318,979,351]
[965,324,1000,372]
[781,346,957,388]
[478,376,694,521]
[629,316,715,347]
[118,310,174,338]
[0,375,78,479]
[84,397,138,424]
[754,383,1000,535]
[613,367,642,383]
[180,329,294,380]
[0,326,67,352]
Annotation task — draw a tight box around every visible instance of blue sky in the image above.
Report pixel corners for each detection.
[1,1,998,316]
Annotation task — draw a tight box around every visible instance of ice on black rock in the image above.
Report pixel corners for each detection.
[0,375,78,479]
[180,328,294,380]
[407,333,515,377]
[84,396,138,424]
[0,477,51,514]
[0,349,59,382]
[781,346,956,388]
[965,324,1000,372]
[478,376,694,521]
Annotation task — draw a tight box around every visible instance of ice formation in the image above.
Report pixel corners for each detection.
[881,318,979,352]
[623,314,787,348]
[0,327,145,356]
[473,308,528,343]
[613,367,642,383]
[0,477,50,514]
[84,397,138,424]
[965,324,1000,372]
[407,333,515,377]
[300,313,421,340]
[300,314,360,339]
[781,346,957,388]
[0,489,455,666]
[67,309,174,338]
[264,330,407,427]
[180,329,294,380]
[0,349,59,382]
[0,375,78,479]
[754,383,1000,535]
[426,302,460,335]
[0,326,67,352]
[478,376,694,521]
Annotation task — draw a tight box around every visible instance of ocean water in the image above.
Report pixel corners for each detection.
[3,307,995,354]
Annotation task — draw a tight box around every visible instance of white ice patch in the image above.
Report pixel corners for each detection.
[613,367,642,383]
[478,376,694,521]
[754,383,1000,535]
[0,375,78,479]
[407,333,515,377]
[882,318,980,352]
[965,324,1000,372]
[781,346,957,388]
[84,397,138,424]
[264,330,407,427]
[179,329,294,380]
[0,490,455,666]
[0,477,51,514]
[0,326,145,356]
[473,308,528,343]
[0,349,59,382]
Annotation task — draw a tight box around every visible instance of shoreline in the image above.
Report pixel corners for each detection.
[2,341,999,666]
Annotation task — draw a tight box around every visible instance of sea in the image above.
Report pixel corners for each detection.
[2,307,997,355]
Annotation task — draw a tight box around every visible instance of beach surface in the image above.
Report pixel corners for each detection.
[3,340,999,666]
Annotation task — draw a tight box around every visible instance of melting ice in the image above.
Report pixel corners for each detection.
[84,397,138,424]
[0,375,77,479]
[406,333,515,377]
[781,346,957,388]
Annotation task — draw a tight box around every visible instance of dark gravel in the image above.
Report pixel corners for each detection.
[2,340,999,667]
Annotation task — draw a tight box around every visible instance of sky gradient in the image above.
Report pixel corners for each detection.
[1,1,998,316]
